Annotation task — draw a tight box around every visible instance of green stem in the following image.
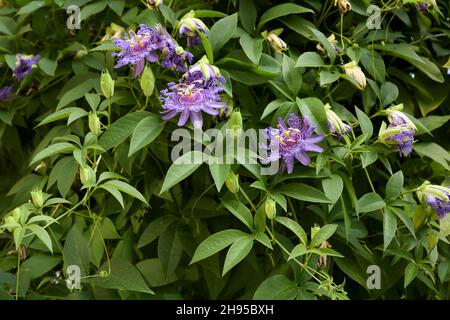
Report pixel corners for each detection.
[15,253,20,300]
[364,168,376,193]
[239,188,257,213]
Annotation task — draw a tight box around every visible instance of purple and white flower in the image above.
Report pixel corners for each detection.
[261,114,325,174]
[160,66,226,129]
[417,182,450,219]
[112,24,192,78]
[178,11,208,47]
[379,106,417,157]
[13,54,40,81]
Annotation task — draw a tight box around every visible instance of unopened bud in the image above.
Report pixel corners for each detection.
[31,189,44,208]
[88,112,102,136]
[225,171,239,194]
[311,224,321,240]
[343,61,366,90]
[264,197,277,220]
[80,166,96,188]
[146,0,162,9]
[139,65,155,97]
[100,70,114,98]
[228,110,243,140]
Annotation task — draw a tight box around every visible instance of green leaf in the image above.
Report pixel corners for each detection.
[239,33,262,64]
[17,1,45,15]
[222,235,253,275]
[311,224,338,247]
[64,226,90,277]
[319,70,340,86]
[289,243,307,260]
[274,216,307,245]
[283,55,302,96]
[361,150,378,168]
[26,225,53,253]
[355,106,373,142]
[37,107,86,127]
[57,78,97,109]
[253,274,297,300]
[360,48,385,83]
[414,142,450,170]
[91,258,154,294]
[38,58,57,76]
[99,111,151,151]
[101,180,148,206]
[404,262,419,288]
[255,232,272,249]
[221,193,254,231]
[257,3,313,30]
[208,13,238,54]
[199,31,214,64]
[30,142,76,166]
[138,215,177,248]
[190,229,247,264]
[296,97,328,134]
[295,52,326,68]
[418,115,450,134]
[356,192,385,213]
[372,43,444,83]
[99,183,124,208]
[383,207,397,250]
[136,259,177,287]
[239,0,257,34]
[48,157,78,197]
[322,174,343,204]
[385,171,404,200]
[391,207,415,237]
[160,151,204,194]
[380,82,399,107]
[209,162,230,192]
[19,255,61,280]
[128,115,165,157]
[274,183,331,204]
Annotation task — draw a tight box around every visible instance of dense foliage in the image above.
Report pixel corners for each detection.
[0,0,449,300]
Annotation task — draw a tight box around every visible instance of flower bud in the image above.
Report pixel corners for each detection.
[325,103,351,139]
[100,270,109,277]
[88,112,102,136]
[334,0,352,15]
[178,11,208,47]
[378,121,415,157]
[311,224,321,240]
[343,61,366,90]
[265,32,288,54]
[416,181,450,219]
[139,65,155,97]
[100,70,114,99]
[80,166,96,188]
[228,109,243,140]
[75,46,88,59]
[101,23,124,41]
[385,105,417,130]
[185,56,221,82]
[146,0,162,9]
[31,189,44,208]
[264,197,277,220]
[225,171,239,194]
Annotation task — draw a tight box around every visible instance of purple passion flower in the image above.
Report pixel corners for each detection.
[261,114,325,174]
[379,107,417,157]
[178,11,208,47]
[0,86,14,101]
[182,55,224,87]
[417,2,432,12]
[160,74,226,129]
[417,182,450,219]
[13,54,40,81]
[113,24,192,78]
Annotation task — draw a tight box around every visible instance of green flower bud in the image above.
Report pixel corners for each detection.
[225,171,239,194]
[30,189,44,208]
[80,166,96,188]
[139,65,155,97]
[88,112,102,136]
[343,61,366,90]
[228,110,243,140]
[100,70,114,98]
[264,197,277,220]
[99,270,109,277]
[311,224,321,241]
